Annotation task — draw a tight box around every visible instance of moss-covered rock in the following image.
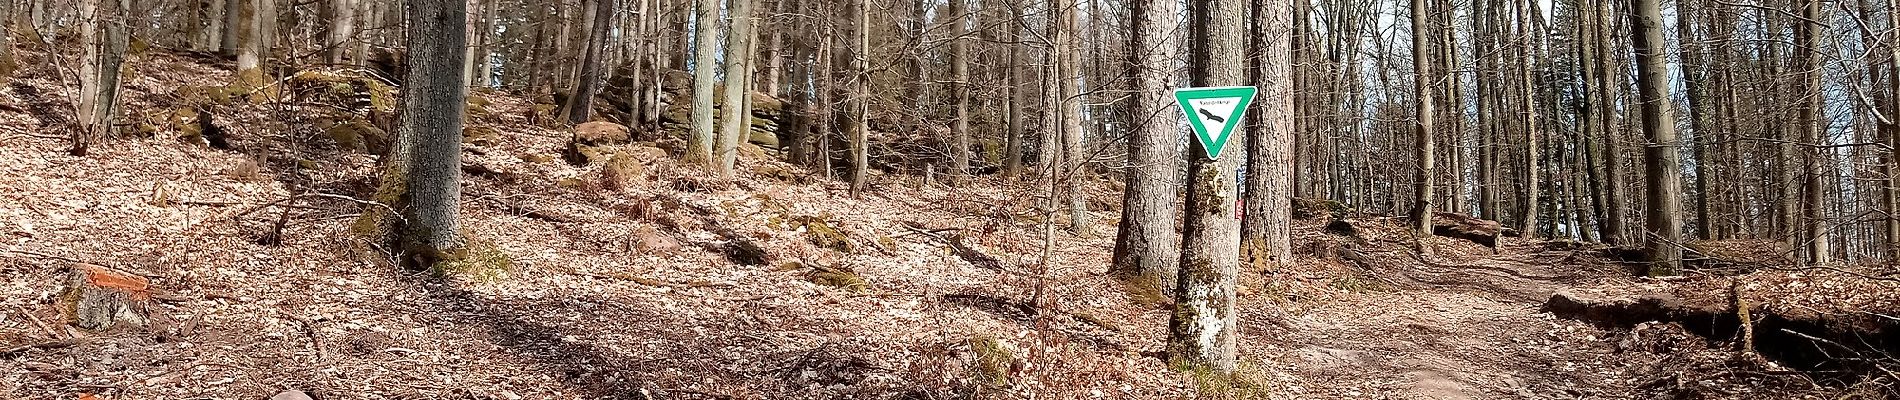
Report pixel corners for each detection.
[805,263,867,291]
[327,118,390,154]
[574,121,632,145]
[723,238,770,266]
[796,215,853,253]
[601,149,646,191]
[434,239,514,281]
[462,125,500,146]
[970,335,1017,388]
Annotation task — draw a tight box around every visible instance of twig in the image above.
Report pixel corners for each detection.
[15,304,61,339]
[0,339,79,355]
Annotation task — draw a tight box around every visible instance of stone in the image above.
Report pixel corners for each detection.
[270,390,316,400]
[632,225,680,255]
[573,121,632,146]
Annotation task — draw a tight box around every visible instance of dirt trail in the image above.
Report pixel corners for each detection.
[1247,241,1646,399]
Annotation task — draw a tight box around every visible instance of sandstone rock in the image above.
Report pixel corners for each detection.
[270,390,315,400]
[632,225,681,255]
[573,121,632,146]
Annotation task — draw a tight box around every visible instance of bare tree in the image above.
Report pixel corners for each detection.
[1408,0,1435,236]
[401,0,471,266]
[687,0,720,164]
[563,0,616,124]
[717,0,758,177]
[1242,0,1295,269]
[1169,0,1248,374]
[74,0,130,156]
[1112,0,1183,295]
[1630,0,1683,274]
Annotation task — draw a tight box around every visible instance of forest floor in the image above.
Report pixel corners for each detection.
[2,49,1897,399]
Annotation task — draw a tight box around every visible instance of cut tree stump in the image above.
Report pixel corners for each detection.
[61,263,153,331]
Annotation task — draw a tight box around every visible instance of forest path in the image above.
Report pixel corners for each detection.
[1247,240,1642,399]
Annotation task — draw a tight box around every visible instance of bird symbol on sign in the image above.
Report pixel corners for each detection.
[1198,108,1226,123]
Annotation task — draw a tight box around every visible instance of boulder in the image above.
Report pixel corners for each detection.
[601,150,647,191]
[631,225,680,255]
[573,121,632,146]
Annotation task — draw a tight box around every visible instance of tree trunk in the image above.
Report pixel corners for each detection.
[760,0,785,98]
[220,0,240,55]
[563,0,614,124]
[848,0,869,195]
[716,0,757,177]
[327,0,354,64]
[947,0,971,183]
[1169,0,1247,375]
[1631,0,1684,274]
[686,0,719,165]
[1798,0,1829,263]
[401,0,470,266]
[1111,0,1182,297]
[1515,0,1540,237]
[1243,0,1294,270]
[1887,0,1900,255]
[1055,0,1087,231]
[74,0,130,156]
[1595,0,1627,245]
[1003,14,1026,178]
[1408,0,1435,236]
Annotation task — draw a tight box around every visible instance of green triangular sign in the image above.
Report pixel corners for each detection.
[1173,86,1258,160]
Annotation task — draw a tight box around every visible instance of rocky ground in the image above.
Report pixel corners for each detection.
[3,49,1898,400]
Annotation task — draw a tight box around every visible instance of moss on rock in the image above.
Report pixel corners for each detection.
[805,263,867,291]
[970,335,1016,388]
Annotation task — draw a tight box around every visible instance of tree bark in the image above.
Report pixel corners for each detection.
[401,0,471,265]
[1798,0,1829,263]
[327,0,355,64]
[1515,0,1540,237]
[564,0,615,124]
[1170,0,1247,375]
[1594,0,1627,245]
[1243,0,1294,270]
[1055,0,1087,232]
[717,0,757,177]
[947,0,971,183]
[687,0,719,165]
[1003,12,1026,178]
[1111,0,1183,296]
[1408,0,1435,236]
[1631,0,1684,274]
[75,0,129,156]
[848,0,869,195]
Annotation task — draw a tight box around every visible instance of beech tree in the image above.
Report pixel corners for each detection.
[1242,0,1295,270]
[716,0,757,177]
[687,0,719,164]
[1629,0,1682,274]
[401,0,471,264]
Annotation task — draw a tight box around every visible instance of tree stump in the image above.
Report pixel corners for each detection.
[61,263,152,331]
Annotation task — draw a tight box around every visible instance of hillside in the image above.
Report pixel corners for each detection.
[3,49,1900,400]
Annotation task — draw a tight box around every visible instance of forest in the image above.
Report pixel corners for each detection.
[5,0,1900,397]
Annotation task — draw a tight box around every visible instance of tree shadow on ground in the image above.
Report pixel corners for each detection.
[392,273,942,399]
